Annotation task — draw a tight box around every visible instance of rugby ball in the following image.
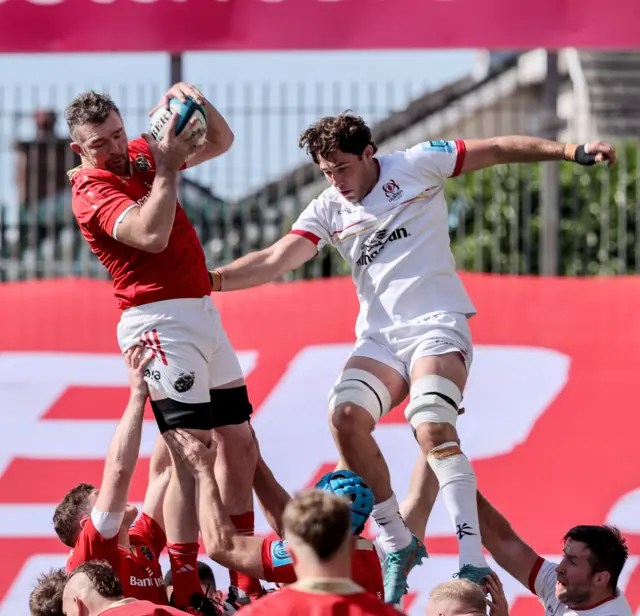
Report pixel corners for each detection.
[148,96,207,146]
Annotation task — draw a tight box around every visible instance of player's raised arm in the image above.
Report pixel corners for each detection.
[164,429,268,579]
[149,82,234,168]
[252,435,292,538]
[476,490,539,588]
[112,113,202,253]
[211,232,319,292]
[94,347,152,518]
[459,137,616,174]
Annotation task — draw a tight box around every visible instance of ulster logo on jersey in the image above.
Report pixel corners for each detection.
[356,226,410,267]
[382,180,403,202]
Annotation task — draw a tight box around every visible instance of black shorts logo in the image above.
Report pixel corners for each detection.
[173,372,195,393]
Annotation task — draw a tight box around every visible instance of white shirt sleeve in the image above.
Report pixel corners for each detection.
[406,140,467,182]
[290,198,333,250]
[531,558,559,607]
[90,507,125,539]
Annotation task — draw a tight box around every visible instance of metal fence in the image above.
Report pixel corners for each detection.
[1,75,639,282]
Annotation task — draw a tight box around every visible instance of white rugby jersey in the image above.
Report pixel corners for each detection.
[291,140,476,340]
[530,558,632,616]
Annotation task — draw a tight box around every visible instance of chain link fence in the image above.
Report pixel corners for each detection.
[1,70,639,281]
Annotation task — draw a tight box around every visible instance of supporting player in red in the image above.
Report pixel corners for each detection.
[236,490,399,616]
[163,429,383,599]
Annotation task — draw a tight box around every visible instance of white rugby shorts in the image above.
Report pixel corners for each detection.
[349,311,473,383]
[117,296,244,404]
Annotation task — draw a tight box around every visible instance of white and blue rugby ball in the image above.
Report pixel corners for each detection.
[148,96,207,146]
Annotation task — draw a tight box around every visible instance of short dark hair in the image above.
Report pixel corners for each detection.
[299,111,377,164]
[564,525,629,590]
[53,483,95,547]
[29,568,67,616]
[65,91,121,140]
[164,561,216,591]
[67,560,123,599]
[283,489,350,561]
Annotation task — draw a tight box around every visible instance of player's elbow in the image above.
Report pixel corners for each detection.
[205,530,236,561]
[219,128,234,153]
[143,233,170,254]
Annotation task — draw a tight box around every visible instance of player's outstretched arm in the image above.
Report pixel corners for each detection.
[476,490,539,589]
[253,444,292,539]
[211,233,318,292]
[95,347,152,516]
[141,435,172,531]
[110,112,200,253]
[460,137,616,174]
[164,429,268,579]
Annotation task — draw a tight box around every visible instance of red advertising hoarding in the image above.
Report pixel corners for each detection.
[0,0,637,53]
[0,274,638,615]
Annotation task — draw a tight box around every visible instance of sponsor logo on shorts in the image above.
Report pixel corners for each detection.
[355,226,410,267]
[173,372,195,393]
[382,179,403,202]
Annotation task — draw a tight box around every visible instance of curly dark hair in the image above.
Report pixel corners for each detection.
[299,111,377,164]
[53,483,95,547]
[29,568,67,616]
[65,91,121,140]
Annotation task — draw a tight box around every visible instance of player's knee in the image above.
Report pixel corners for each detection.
[416,422,458,453]
[404,375,461,433]
[328,369,391,427]
[330,402,375,435]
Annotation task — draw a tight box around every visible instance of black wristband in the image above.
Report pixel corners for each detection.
[574,144,597,166]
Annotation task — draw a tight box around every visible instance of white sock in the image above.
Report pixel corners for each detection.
[372,493,413,553]
[428,442,488,569]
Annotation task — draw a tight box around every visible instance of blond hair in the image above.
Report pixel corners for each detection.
[429,579,487,613]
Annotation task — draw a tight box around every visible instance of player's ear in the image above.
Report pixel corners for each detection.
[70,142,82,156]
[79,516,90,529]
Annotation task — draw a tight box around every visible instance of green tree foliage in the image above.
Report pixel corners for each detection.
[446,141,640,275]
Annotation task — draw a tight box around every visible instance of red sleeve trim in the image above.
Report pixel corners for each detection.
[528,556,545,594]
[450,139,467,177]
[290,229,320,246]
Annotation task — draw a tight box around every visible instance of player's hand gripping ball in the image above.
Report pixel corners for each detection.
[148,96,208,146]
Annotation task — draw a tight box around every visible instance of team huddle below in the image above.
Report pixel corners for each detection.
[28,83,632,615]
[30,351,632,616]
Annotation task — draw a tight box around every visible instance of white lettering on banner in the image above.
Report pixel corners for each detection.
[0,345,574,615]
[0,351,257,475]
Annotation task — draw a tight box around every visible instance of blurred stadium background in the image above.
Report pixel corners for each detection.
[0,1,639,614]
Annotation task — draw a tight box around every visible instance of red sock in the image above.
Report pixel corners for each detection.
[167,542,203,608]
[229,512,263,596]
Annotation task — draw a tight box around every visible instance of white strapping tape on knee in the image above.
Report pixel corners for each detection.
[404,375,462,430]
[328,368,392,423]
